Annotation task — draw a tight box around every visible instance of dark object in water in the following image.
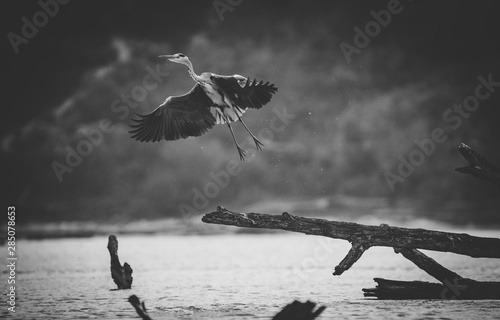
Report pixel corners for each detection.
[363,278,500,300]
[128,295,152,320]
[272,300,326,320]
[107,235,133,289]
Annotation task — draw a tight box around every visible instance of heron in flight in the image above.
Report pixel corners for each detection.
[129,53,278,160]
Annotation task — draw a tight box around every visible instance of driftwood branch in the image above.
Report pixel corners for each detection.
[455,143,500,188]
[202,207,500,259]
[333,242,368,275]
[107,235,133,289]
[203,207,500,299]
[395,248,464,283]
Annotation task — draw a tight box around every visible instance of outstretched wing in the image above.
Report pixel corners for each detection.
[211,75,278,110]
[129,84,216,142]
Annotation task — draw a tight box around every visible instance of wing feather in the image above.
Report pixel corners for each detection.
[211,75,278,110]
[129,84,216,142]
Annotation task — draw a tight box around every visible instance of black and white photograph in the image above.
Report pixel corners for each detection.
[2,1,500,319]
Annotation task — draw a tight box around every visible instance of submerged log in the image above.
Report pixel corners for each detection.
[107,235,133,289]
[128,295,152,320]
[202,207,500,299]
[272,300,326,320]
[363,278,456,299]
[127,295,325,320]
[363,278,500,300]
[364,248,500,299]
[455,143,500,188]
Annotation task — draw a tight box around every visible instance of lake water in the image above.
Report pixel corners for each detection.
[1,231,500,320]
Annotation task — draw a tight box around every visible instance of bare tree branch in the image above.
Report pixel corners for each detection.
[394,248,464,283]
[455,143,500,188]
[334,242,368,276]
[202,207,500,259]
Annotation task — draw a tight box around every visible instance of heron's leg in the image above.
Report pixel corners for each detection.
[224,115,246,161]
[237,115,264,151]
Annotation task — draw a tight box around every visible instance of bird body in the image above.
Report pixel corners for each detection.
[129,53,277,160]
[197,74,242,121]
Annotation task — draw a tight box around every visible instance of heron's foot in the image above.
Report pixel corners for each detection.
[253,137,265,151]
[237,145,246,161]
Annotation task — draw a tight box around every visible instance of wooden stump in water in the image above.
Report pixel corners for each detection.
[127,296,325,320]
[272,300,326,320]
[107,235,133,289]
[128,295,152,320]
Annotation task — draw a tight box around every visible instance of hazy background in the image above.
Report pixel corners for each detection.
[2,0,500,230]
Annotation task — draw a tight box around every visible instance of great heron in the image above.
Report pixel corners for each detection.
[129,53,278,160]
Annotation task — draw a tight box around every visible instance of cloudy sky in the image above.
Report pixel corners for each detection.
[2,0,500,225]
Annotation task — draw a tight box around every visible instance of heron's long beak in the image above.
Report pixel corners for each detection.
[158,54,176,63]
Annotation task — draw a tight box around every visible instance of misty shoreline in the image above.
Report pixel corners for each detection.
[5,207,499,240]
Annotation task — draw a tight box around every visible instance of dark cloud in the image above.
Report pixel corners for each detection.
[2,0,500,224]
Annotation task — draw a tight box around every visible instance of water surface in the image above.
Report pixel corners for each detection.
[1,232,499,319]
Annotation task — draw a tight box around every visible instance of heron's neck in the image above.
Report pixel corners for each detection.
[185,60,200,82]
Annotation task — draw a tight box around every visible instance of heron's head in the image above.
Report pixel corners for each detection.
[159,53,190,66]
